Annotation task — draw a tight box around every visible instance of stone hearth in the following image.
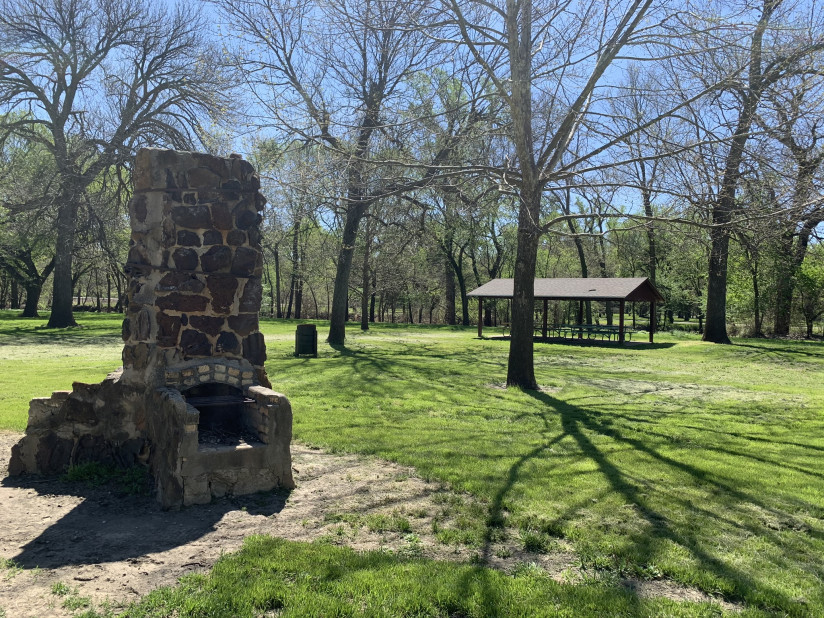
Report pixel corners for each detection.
[8,149,294,508]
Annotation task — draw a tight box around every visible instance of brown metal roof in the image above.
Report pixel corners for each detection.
[467,278,664,302]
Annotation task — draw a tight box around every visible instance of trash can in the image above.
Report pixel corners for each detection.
[295,324,318,357]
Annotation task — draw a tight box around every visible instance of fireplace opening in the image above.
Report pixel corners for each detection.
[183,383,261,448]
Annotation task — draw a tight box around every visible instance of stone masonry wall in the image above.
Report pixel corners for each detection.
[121,148,269,388]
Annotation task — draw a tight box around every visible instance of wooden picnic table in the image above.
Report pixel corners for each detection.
[542,324,637,341]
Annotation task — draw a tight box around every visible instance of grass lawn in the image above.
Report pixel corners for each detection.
[1,310,823,616]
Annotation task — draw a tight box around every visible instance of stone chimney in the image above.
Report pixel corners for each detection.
[8,149,294,509]
[122,148,269,389]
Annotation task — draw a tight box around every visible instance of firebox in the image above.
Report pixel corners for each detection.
[9,149,294,508]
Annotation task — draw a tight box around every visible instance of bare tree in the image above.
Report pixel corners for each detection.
[672,0,824,343]
[441,0,696,387]
[215,0,443,344]
[0,0,229,327]
[756,75,824,335]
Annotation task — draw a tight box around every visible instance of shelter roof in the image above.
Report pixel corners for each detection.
[467,277,664,302]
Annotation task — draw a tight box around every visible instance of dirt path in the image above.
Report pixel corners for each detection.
[0,432,736,616]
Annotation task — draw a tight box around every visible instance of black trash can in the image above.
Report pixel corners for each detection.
[295,324,318,357]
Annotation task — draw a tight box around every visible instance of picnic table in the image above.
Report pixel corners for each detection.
[537,323,637,341]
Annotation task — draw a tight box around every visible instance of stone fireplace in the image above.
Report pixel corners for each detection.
[8,149,294,508]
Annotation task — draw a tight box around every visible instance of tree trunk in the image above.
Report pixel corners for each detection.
[773,217,820,335]
[704,224,732,343]
[444,257,456,325]
[703,2,775,343]
[264,266,275,317]
[506,189,541,390]
[752,267,762,336]
[21,282,42,318]
[10,279,19,310]
[328,200,367,344]
[642,186,656,286]
[361,226,371,331]
[48,199,78,327]
[273,246,282,318]
[455,260,470,326]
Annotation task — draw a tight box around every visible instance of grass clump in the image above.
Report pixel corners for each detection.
[63,462,150,495]
[51,581,71,596]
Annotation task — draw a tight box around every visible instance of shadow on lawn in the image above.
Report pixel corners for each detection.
[476,389,806,611]
[3,474,289,569]
[482,335,676,350]
[0,323,122,347]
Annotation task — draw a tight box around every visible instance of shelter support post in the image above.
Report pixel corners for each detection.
[650,300,655,343]
[578,300,584,339]
[619,300,625,343]
[478,297,483,338]
[542,299,548,338]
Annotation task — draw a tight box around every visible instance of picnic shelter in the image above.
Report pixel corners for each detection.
[467,277,665,343]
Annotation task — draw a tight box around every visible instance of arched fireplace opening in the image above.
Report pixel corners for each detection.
[183,383,260,448]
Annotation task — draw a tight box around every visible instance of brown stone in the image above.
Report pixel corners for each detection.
[158,272,205,293]
[188,167,222,188]
[231,247,258,277]
[183,192,197,205]
[172,248,198,271]
[122,343,135,366]
[212,203,232,230]
[228,313,258,336]
[131,194,147,222]
[206,275,238,314]
[255,193,267,210]
[134,308,151,340]
[243,332,267,366]
[121,318,131,341]
[65,397,100,425]
[222,178,242,191]
[236,209,260,230]
[203,229,223,245]
[239,278,262,313]
[248,227,261,247]
[165,168,178,189]
[226,230,246,246]
[200,245,232,272]
[171,205,212,229]
[189,315,225,336]
[128,246,149,266]
[156,293,209,312]
[180,329,212,357]
[162,218,176,247]
[156,312,182,347]
[34,434,75,474]
[216,331,240,354]
[129,342,152,370]
[177,230,201,246]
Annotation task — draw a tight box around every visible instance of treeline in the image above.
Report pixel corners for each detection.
[1,0,823,386]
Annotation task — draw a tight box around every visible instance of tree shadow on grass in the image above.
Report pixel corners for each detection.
[734,341,824,360]
[474,388,807,612]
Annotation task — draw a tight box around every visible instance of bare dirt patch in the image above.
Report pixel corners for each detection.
[0,431,737,616]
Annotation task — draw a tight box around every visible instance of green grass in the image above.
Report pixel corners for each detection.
[1,311,823,615]
[0,311,123,431]
[63,461,151,495]
[116,535,744,617]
